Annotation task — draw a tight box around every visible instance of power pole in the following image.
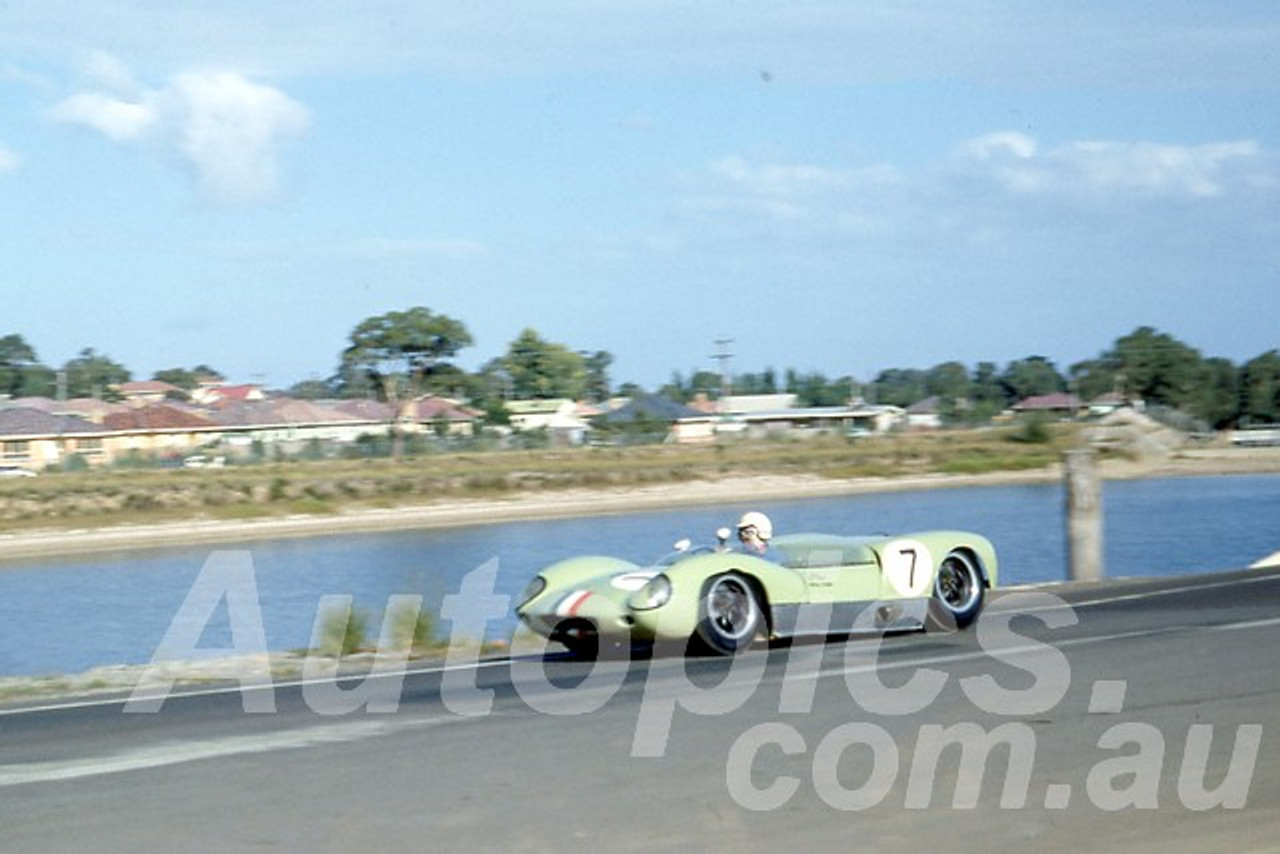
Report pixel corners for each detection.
[711,338,734,412]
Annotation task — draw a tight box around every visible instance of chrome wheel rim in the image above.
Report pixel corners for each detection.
[708,578,754,640]
[937,555,979,613]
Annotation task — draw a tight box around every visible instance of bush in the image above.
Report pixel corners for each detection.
[316,601,369,657]
[386,598,437,652]
[1008,415,1053,444]
[268,476,290,501]
[60,454,91,472]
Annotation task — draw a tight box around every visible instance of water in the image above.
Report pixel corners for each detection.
[1,474,1277,677]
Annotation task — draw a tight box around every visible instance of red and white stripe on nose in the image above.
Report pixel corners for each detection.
[555,590,593,618]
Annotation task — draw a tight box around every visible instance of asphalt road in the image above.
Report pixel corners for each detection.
[3,567,1280,853]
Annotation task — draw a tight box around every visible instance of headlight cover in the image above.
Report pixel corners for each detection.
[631,574,672,611]
[517,576,546,610]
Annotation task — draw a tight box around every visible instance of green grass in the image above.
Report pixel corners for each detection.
[0,426,1083,533]
[314,602,369,657]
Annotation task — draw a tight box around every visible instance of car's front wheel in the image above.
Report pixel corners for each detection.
[695,573,762,655]
[555,619,600,658]
[928,551,985,630]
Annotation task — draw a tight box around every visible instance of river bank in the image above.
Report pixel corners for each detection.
[3,445,1278,564]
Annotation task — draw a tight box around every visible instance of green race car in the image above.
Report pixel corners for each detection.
[515,527,998,656]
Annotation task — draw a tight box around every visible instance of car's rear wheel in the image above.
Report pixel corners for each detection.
[928,550,984,630]
[695,573,762,655]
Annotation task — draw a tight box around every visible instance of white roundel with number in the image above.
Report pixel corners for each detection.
[883,540,934,598]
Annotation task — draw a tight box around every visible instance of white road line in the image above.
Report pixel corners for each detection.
[0,716,449,788]
[797,625,1183,683]
[800,615,1280,683]
[1206,615,1280,633]
[0,656,512,718]
[998,571,1280,614]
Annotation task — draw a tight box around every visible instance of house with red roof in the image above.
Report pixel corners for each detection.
[103,405,222,458]
[191,383,266,406]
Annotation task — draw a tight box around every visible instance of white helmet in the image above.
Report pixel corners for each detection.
[736,511,773,541]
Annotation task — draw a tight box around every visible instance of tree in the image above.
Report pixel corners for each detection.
[1072,327,1227,422]
[1000,356,1065,402]
[969,361,1007,419]
[734,369,779,395]
[1067,357,1115,403]
[14,364,55,398]
[1106,326,1205,408]
[340,307,473,457]
[1241,351,1280,425]
[328,360,379,399]
[153,365,221,392]
[583,350,614,403]
[287,378,335,400]
[785,370,856,407]
[63,348,130,399]
[499,328,587,400]
[0,334,43,398]
[1191,357,1241,429]
[926,361,970,401]
[870,368,927,407]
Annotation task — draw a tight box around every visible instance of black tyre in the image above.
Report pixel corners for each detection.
[555,620,599,658]
[696,573,763,655]
[928,551,985,630]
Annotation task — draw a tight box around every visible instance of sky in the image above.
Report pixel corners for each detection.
[2,2,1277,392]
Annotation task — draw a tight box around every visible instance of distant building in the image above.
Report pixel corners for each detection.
[718,393,799,414]
[191,384,266,406]
[596,393,712,443]
[905,396,944,430]
[104,405,221,457]
[208,399,374,450]
[1088,392,1142,417]
[54,398,124,424]
[114,380,185,406]
[401,396,482,436]
[0,408,111,468]
[331,399,398,422]
[505,399,591,444]
[1011,393,1084,418]
[712,393,903,439]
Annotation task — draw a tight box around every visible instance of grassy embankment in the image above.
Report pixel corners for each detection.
[0,423,1077,534]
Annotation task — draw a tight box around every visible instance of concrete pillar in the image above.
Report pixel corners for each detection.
[1065,449,1103,581]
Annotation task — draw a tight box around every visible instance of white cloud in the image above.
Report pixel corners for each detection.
[0,144,20,174]
[1055,140,1259,199]
[693,154,898,224]
[683,132,1276,254]
[953,133,1264,200]
[48,91,156,141]
[957,132,1038,162]
[48,62,310,206]
[162,71,310,206]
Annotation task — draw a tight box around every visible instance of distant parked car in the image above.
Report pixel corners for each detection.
[0,465,37,477]
[182,455,226,469]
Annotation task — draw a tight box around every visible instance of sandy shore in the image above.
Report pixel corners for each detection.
[2,446,1278,564]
